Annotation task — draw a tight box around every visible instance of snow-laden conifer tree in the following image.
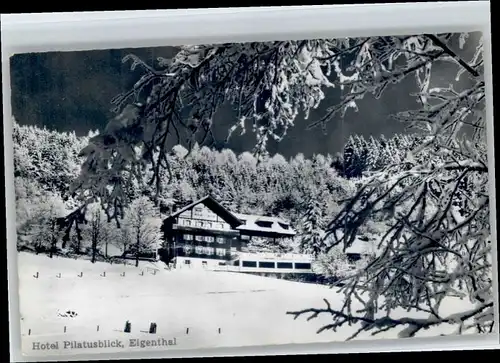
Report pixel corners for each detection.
[298,193,327,257]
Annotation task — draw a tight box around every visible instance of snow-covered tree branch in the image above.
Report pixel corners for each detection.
[288,33,493,337]
[70,34,484,223]
[65,32,492,337]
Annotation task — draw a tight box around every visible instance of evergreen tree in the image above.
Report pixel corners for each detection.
[366,136,380,172]
[298,192,327,257]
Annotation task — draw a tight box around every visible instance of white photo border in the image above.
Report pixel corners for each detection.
[2,1,498,361]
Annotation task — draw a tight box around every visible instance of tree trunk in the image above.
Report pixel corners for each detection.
[105,242,108,258]
[91,212,101,263]
[91,236,97,263]
[61,233,68,249]
[92,241,96,263]
[49,219,56,258]
[75,222,82,254]
[135,228,140,268]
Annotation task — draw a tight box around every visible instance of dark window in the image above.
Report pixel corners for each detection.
[233,260,240,266]
[242,261,257,268]
[255,221,273,228]
[202,261,207,265]
[278,222,289,230]
[277,262,293,269]
[259,261,275,268]
[347,254,361,262]
[218,262,226,266]
[295,263,311,270]
[184,260,191,265]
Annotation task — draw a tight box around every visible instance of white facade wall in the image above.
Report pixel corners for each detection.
[177,203,232,231]
[175,256,227,270]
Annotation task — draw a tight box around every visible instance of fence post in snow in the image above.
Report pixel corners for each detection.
[101,271,106,277]
[56,273,61,278]
[186,327,189,335]
[33,272,39,278]
[78,272,83,277]
[124,321,131,333]
[121,272,126,277]
[218,328,221,334]
[149,322,157,334]
[97,325,99,332]
[28,329,31,336]
[64,326,67,333]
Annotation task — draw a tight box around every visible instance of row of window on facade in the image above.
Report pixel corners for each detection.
[183,245,234,256]
[181,234,250,243]
[238,261,311,269]
[179,217,230,230]
[182,259,311,270]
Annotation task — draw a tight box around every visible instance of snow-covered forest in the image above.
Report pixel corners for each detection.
[12,31,495,342]
[14,120,419,262]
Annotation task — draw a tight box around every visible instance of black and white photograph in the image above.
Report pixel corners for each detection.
[3,6,497,358]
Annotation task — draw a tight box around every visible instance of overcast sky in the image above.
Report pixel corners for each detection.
[9,33,479,158]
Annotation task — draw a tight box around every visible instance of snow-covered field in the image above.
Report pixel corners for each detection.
[16,252,474,357]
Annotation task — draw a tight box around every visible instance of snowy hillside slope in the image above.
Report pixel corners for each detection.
[17,252,476,357]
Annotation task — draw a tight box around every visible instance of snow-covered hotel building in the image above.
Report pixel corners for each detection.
[160,195,314,274]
